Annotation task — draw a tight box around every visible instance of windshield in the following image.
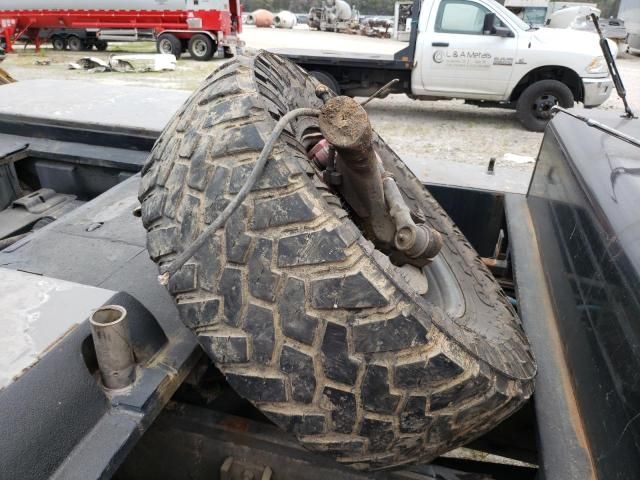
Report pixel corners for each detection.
[521,7,547,27]
[489,0,536,31]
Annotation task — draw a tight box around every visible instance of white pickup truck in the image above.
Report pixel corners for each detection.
[276,0,614,131]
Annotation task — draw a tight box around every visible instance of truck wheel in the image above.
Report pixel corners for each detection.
[223,46,235,58]
[310,70,340,94]
[139,52,535,470]
[51,36,67,51]
[516,80,574,132]
[67,35,84,52]
[95,40,108,52]
[188,33,216,61]
[157,33,182,59]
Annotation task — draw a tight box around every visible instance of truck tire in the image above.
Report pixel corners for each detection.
[67,35,84,52]
[95,40,108,52]
[310,70,340,94]
[157,33,182,59]
[188,33,216,61]
[516,79,574,132]
[139,52,536,470]
[51,36,66,51]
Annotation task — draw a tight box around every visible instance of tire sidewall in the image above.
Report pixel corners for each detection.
[188,34,215,61]
[67,36,83,51]
[157,34,182,59]
[51,36,66,50]
[139,52,535,470]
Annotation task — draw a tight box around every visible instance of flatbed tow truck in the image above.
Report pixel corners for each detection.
[272,0,615,131]
[0,25,638,480]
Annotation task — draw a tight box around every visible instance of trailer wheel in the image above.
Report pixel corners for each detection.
[139,52,535,470]
[157,33,182,59]
[188,34,216,61]
[516,79,574,132]
[310,70,340,94]
[95,40,108,52]
[67,35,84,52]
[51,36,67,51]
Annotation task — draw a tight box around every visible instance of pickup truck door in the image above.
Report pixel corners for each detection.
[415,0,518,99]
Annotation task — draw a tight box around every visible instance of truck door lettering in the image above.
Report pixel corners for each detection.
[435,49,493,67]
[493,57,514,66]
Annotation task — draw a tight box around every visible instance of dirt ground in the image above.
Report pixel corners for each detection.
[2,26,639,177]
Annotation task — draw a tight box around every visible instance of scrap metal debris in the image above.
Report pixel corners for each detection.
[69,54,176,73]
[68,56,109,72]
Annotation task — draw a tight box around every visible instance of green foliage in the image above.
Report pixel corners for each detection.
[599,0,620,18]
[241,0,399,15]
[241,0,622,17]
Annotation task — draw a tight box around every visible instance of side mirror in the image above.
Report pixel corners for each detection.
[483,12,514,37]
[494,25,514,37]
[483,13,496,34]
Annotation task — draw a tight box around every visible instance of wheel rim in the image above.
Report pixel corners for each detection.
[192,38,208,57]
[159,38,173,54]
[532,93,559,120]
[299,122,462,317]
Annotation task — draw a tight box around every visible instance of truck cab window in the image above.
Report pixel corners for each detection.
[435,0,489,34]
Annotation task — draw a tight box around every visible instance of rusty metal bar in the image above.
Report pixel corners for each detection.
[318,96,395,244]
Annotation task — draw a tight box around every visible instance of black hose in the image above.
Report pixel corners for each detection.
[158,107,321,285]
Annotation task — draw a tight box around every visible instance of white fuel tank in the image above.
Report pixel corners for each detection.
[274,11,297,29]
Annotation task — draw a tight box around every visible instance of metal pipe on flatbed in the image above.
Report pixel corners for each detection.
[90,305,136,390]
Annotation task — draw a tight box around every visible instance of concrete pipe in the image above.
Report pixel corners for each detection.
[274,10,297,29]
[243,13,254,25]
[249,9,274,28]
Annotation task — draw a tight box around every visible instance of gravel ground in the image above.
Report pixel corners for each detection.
[2,26,639,179]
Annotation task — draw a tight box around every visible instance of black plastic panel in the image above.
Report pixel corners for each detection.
[527,113,640,480]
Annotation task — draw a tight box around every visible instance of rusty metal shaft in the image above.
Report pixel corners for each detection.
[317,95,443,265]
[319,96,396,244]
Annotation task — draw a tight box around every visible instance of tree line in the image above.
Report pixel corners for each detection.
[241,0,401,16]
[241,0,621,18]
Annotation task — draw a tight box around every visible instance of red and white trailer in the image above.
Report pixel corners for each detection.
[0,0,242,60]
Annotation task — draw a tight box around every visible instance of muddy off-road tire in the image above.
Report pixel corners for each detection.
[139,52,536,470]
